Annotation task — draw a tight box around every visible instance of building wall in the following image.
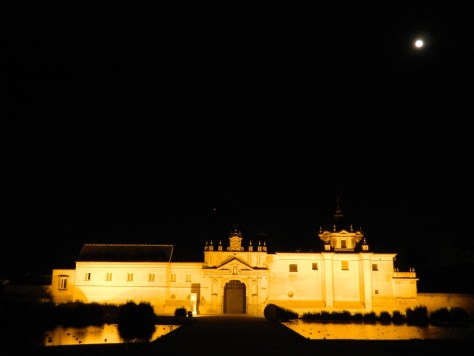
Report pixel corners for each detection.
[165,262,203,314]
[48,250,419,316]
[73,261,170,311]
[417,293,474,319]
[262,251,416,315]
[267,253,323,302]
[332,254,362,302]
[49,269,76,304]
[49,258,474,318]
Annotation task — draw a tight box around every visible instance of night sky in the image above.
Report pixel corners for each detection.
[3,2,474,293]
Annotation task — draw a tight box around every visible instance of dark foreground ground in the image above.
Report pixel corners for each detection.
[3,316,474,356]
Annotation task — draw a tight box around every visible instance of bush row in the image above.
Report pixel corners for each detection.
[300,306,470,326]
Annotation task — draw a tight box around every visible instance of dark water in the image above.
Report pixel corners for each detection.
[44,323,180,346]
[283,320,474,340]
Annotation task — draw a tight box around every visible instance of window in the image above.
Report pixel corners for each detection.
[186,273,192,282]
[127,273,133,282]
[312,263,318,270]
[106,273,112,281]
[375,289,379,294]
[85,273,91,281]
[289,264,298,272]
[341,261,349,270]
[148,273,155,282]
[59,276,68,290]
[170,273,176,282]
[372,264,378,271]
[341,240,347,248]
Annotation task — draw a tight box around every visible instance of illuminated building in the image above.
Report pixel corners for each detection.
[50,204,419,315]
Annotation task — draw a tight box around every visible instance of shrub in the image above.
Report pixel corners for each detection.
[117,301,156,342]
[406,306,429,326]
[378,311,391,324]
[335,311,352,321]
[430,307,450,324]
[46,301,106,327]
[430,307,469,325]
[320,311,331,321]
[301,312,320,320]
[391,310,405,325]
[174,307,187,317]
[362,311,377,323]
[352,313,364,322]
[449,307,469,323]
[264,304,298,322]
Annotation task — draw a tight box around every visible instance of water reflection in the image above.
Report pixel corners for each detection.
[283,320,474,340]
[44,323,180,346]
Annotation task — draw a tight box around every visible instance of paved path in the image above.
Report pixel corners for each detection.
[140,315,311,355]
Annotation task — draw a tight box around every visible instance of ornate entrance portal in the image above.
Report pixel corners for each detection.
[224,280,246,314]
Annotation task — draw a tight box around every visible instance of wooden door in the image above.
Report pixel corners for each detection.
[224,280,246,314]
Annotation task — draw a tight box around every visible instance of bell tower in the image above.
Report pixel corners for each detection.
[318,198,365,252]
[228,225,244,251]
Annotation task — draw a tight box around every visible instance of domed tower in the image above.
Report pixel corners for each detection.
[318,198,367,252]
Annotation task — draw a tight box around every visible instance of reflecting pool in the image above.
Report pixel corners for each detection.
[282,320,474,340]
[44,323,180,346]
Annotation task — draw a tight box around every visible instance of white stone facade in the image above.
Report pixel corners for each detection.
[49,221,419,316]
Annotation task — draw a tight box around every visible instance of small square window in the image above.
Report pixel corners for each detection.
[312,263,318,270]
[106,273,112,281]
[85,273,91,281]
[148,273,155,282]
[341,261,349,270]
[289,264,298,272]
[372,264,378,271]
[127,273,133,282]
[186,273,192,282]
[170,273,176,282]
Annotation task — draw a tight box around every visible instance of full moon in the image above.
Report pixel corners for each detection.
[415,39,424,48]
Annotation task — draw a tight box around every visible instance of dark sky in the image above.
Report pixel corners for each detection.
[3,2,474,292]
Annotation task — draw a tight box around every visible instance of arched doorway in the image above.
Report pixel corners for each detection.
[224,280,246,314]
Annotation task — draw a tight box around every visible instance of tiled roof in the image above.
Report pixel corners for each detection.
[76,244,173,262]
